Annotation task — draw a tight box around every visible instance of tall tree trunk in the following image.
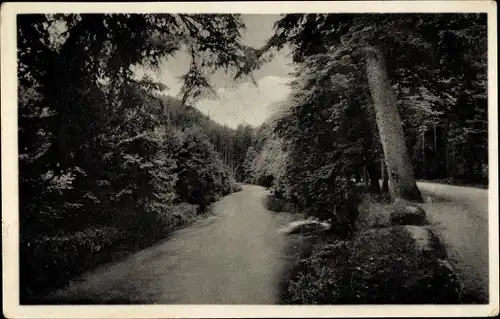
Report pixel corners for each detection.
[381,159,389,194]
[445,142,450,178]
[452,142,456,177]
[363,166,370,187]
[433,120,437,153]
[444,121,450,178]
[354,169,361,183]
[364,45,422,202]
[422,131,426,179]
[366,160,381,195]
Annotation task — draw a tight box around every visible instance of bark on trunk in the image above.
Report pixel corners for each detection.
[381,159,389,194]
[364,45,422,202]
[422,131,426,179]
[445,142,450,178]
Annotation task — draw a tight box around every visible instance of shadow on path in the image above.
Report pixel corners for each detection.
[43,185,302,304]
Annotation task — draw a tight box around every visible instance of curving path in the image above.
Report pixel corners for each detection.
[45,185,300,304]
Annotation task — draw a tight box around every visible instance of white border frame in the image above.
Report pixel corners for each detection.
[2,1,498,318]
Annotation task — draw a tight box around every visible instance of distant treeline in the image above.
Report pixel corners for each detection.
[158,95,257,183]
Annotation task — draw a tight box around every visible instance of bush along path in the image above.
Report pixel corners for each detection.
[22,201,230,304]
[20,125,243,303]
[277,194,467,304]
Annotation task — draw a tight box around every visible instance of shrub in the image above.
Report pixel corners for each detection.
[355,196,392,230]
[257,174,275,188]
[231,183,243,193]
[20,227,126,300]
[169,202,201,227]
[283,226,462,304]
[389,200,427,226]
[265,194,293,213]
[284,240,351,304]
[175,127,235,210]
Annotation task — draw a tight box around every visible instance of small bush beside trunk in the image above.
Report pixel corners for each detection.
[389,200,427,226]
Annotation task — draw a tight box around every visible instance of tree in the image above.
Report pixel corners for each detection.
[17,13,257,299]
[254,14,424,201]
[232,124,256,181]
[245,13,487,200]
[266,58,367,224]
[241,146,258,183]
[175,127,234,211]
[364,45,421,200]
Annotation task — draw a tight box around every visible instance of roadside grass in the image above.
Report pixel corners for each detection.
[280,194,466,304]
[21,202,216,304]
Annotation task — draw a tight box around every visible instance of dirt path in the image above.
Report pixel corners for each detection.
[417,182,490,303]
[45,185,300,304]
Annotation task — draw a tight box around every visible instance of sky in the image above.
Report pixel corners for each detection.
[137,14,295,129]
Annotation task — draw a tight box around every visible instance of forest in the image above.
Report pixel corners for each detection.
[243,13,488,214]
[18,14,257,300]
[17,13,487,304]
[241,13,488,304]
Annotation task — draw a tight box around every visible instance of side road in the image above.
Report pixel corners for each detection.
[417,181,490,303]
[44,185,298,304]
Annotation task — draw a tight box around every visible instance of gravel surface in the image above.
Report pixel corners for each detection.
[46,185,301,304]
[417,181,489,303]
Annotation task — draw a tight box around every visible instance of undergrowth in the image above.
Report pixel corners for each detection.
[280,195,464,304]
[282,226,462,304]
[21,202,210,304]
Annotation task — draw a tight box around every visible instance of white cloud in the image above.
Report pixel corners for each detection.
[130,13,296,129]
[194,76,292,129]
[133,64,294,129]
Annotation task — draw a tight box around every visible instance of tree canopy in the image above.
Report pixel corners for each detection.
[246,13,487,218]
[18,13,260,300]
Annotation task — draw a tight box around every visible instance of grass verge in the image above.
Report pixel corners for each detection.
[264,194,298,214]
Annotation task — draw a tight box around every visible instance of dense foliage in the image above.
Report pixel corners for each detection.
[16,12,488,304]
[241,14,488,304]
[254,13,487,184]
[282,227,463,304]
[18,13,257,301]
[245,13,487,222]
